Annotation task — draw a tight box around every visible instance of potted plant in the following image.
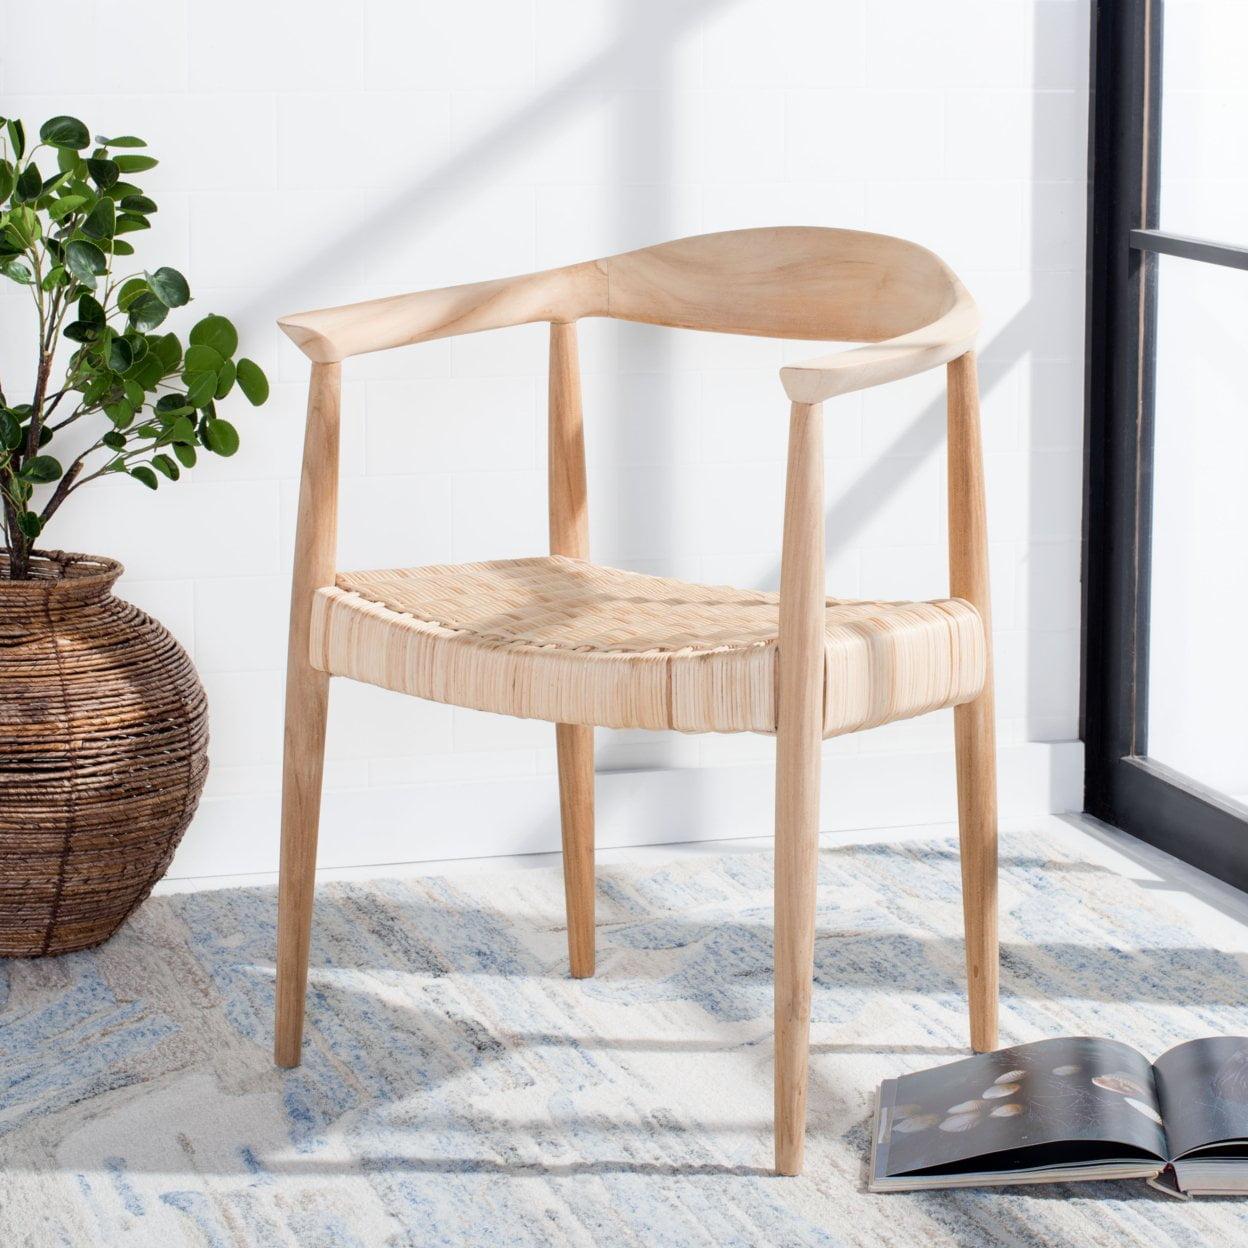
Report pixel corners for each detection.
[0,115,269,955]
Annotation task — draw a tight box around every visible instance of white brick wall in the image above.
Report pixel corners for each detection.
[0,0,1090,875]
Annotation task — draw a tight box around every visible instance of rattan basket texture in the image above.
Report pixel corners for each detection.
[0,551,208,956]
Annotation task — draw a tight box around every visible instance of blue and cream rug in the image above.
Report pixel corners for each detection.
[3,824,1248,1246]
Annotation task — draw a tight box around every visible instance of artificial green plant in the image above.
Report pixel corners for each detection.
[0,114,269,579]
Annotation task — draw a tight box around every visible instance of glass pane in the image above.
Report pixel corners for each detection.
[1159,0,1248,240]
[1147,256,1248,804]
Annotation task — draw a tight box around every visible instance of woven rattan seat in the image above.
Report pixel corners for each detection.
[312,557,986,736]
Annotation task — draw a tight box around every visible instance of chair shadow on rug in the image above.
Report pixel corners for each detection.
[292,889,1248,1010]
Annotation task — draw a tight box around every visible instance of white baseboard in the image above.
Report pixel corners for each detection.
[168,740,1084,880]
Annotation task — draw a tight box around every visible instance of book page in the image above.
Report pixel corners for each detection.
[877,1037,1166,1179]
[1154,1036,1248,1160]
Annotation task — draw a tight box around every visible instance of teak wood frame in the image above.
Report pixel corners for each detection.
[274,228,997,1177]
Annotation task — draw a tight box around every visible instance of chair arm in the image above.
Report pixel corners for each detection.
[778,296,978,404]
[278,262,606,363]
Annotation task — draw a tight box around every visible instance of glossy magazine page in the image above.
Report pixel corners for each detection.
[873,1037,1167,1184]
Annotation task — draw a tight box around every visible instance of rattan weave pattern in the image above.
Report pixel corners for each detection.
[310,556,986,736]
[0,551,209,957]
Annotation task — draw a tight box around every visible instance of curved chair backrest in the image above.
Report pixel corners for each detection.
[600,226,963,343]
[277,227,975,384]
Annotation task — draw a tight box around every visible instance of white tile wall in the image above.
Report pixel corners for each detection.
[0,0,1090,872]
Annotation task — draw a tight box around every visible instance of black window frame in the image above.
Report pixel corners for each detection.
[1084,0,1248,889]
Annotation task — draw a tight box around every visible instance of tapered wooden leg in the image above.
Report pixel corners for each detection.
[947,351,999,1054]
[556,722,595,978]
[954,688,999,1053]
[774,401,825,1177]
[274,664,329,1067]
[275,361,341,1070]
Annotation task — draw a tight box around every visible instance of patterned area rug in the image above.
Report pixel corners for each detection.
[3,826,1248,1246]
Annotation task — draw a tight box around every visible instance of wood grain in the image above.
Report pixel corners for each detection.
[947,351,999,1055]
[548,321,595,978]
[275,361,340,1069]
[276,228,996,1177]
[773,401,826,1177]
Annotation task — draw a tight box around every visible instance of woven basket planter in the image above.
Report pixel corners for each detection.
[0,550,208,956]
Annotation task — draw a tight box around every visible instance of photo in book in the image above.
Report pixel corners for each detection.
[869,1035,1248,1197]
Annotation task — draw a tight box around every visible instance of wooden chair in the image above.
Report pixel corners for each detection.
[274,226,998,1177]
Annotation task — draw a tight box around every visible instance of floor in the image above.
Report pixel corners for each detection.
[7,813,1245,1246]
[155,810,1248,940]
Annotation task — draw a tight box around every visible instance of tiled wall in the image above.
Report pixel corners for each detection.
[0,0,1090,873]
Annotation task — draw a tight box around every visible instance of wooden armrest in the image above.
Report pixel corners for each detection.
[779,295,978,404]
[278,262,606,363]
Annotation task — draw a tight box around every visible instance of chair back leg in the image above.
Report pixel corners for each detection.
[548,321,596,977]
[275,362,341,1068]
[947,351,1000,1053]
[774,401,825,1176]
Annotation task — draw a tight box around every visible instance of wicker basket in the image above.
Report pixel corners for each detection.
[0,550,208,956]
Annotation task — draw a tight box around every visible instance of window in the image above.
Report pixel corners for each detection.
[1084,0,1248,885]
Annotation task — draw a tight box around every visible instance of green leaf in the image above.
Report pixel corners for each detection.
[63,319,101,343]
[19,454,62,483]
[129,465,159,490]
[47,194,87,221]
[127,291,168,331]
[131,354,165,389]
[104,400,135,429]
[40,115,91,150]
[214,358,237,399]
[6,119,25,160]
[155,393,192,416]
[114,213,150,235]
[0,410,21,450]
[97,134,146,148]
[202,417,240,457]
[4,204,40,247]
[110,239,134,257]
[81,197,115,239]
[113,154,158,173]
[235,358,269,406]
[173,441,197,469]
[119,194,157,213]
[65,238,106,283]
[0,256,33,284]
[101,182,140,203]
[0,161,13,201]
[86,157,119,190]
[14,162,42,202]
[149,266,190,308]
[106,336,133,373]
[123,377,145,407]
[188,314,237,359]
[102,430,127,451]
[17,511,42,539]
[39,263,66,291]
[184,371,217,409]
[151,453,180,481]
[78,293,105,324]
[153,332,182,371]
[117,276,148,310]
[55,146,82,176]
[183,343,223,375]
[165,415,197,443]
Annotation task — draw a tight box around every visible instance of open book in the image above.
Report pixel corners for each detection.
[870,1036,1248,1196]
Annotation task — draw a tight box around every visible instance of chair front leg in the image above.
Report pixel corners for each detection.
[947,351,999,1053]
[774,400,825,1176]
[274,361,341,1068]
[274,663,330,1067]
